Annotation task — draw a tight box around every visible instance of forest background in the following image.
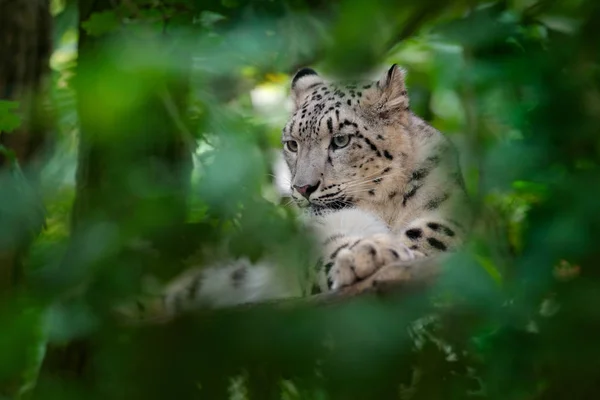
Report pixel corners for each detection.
[1,0,599,399]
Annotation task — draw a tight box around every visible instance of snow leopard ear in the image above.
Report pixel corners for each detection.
[374,64,409,121]
[291,68,324,109]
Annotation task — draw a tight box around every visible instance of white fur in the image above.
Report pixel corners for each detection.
[163,258,298,312]
[160,209,389,311]
[305,208,390,243]
[273,152,292,197]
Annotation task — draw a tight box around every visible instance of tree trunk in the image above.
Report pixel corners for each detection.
[36,0,194,388]
[0,0,52,291]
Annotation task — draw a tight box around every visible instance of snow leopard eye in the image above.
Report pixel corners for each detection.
[331,135,351,149]
[285,140,298,152]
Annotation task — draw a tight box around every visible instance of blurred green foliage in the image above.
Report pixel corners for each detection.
[1,0,600,398]
[0,101,23,134]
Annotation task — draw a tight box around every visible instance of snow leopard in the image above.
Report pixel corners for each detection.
[124,64,472,318]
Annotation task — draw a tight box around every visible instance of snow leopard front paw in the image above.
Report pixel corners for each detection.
[327,234,424,290]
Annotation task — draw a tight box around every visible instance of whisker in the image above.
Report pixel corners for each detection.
[268,172,291,186]
[311,171,406,203]
[341,168,390,186]
[342,168,404,189]
[281,198,297,207]
[343,188,382,196]
[343,171,406,190]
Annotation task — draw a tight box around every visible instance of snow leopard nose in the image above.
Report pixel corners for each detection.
[294,181,320,200]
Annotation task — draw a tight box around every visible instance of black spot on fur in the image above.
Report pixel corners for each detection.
[368,189,375,196]
[292,68,318,88]
[427,222,456,237]
[330,243,349,260]
[383,150,393,160]
[187,275,203,298]
[386,65,395,83]
[326,278,334,289]
[389,249,399,260]
[427,222,440,231]
[319,192,341,199]
[324,261,334,274]
[363,137,379,153]
[427,237,447,251]
[406,228,422,240]
[388,191,398,199]
[327,118,333,134]
[231,267,247,288]
[402,184,422,206]
[323,233,345,246]
[349,239,362,249]
[427,155,441,164]
[410,168,430,182]
[425,193,450,210]
[444,227,456,237]
[325,262,335,289]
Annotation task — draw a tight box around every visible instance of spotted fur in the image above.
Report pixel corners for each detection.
[283,65,471,289]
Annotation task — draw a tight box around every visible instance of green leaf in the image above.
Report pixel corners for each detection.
[0,300,46,398]
[474,255,503,286]
[221,0,240,8]
[0,100,22,133]
[81,10,119,37]
[0,145,16,164]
